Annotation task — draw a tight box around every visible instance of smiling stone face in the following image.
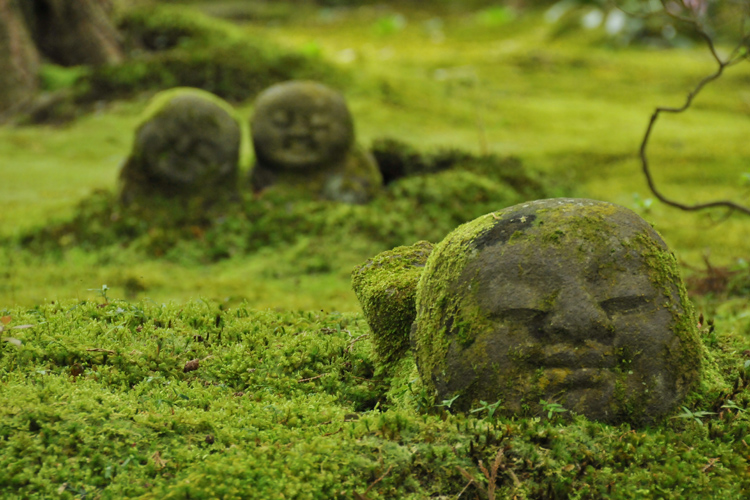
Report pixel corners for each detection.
[249,81,382,204]
[412,198,702,425]
[119,89,241,205]
[251,81,354,171]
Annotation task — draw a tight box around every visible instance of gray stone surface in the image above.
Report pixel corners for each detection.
[412,198,703,425]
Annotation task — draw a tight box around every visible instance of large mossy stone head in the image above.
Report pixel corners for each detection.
[119,88,241,204]
[413,198,702,425]
[251,80,354,172]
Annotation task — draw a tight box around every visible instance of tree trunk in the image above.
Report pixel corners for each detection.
[20,0,123,67]
[0,0,40,115]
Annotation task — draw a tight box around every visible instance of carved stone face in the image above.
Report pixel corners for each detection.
[413,199,702,425]
[251,81,354,171]
[135,94,240,186]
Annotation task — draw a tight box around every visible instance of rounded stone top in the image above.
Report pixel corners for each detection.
[133,89,241,186]
[251,80,354,171]
[412,198,703,425]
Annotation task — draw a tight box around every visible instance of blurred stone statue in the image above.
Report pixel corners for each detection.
[250,80,382,204]
[119,88,242,206]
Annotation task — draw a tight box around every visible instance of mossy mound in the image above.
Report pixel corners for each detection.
[15,146,557,264]
[352,241,433,364]
[413,198,705,426]
[18,4,348,124]
[119,88,243,205]
[85,5,346,103]
[254,145,383,205]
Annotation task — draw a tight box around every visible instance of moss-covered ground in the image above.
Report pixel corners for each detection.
[3,1,750,497]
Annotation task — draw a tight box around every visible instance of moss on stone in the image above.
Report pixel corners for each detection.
[352,241,433,365]
[412,198,706,426]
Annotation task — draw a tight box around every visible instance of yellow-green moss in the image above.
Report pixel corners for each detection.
[352,241,433,364]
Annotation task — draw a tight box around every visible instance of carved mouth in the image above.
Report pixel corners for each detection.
[538,344,616,370]
[543,367,613,389]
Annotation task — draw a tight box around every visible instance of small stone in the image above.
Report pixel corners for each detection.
[412,198,703,425]
[250,80,382,204]
[352,241,433,364]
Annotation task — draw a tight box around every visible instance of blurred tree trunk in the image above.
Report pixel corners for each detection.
[19,0,123,66]
[0,0,40,115]
[0,0,123,116]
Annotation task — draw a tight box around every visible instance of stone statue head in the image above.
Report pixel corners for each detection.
[120,88,241,203]
[412,198,702,425]
[251,81,354,172]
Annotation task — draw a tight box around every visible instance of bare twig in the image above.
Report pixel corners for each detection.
[346,334,369,353]
[86,348,115,354]
[298,373,325,383]
[354,465,394,499]
[639,1,750,215]
[365,465,393,495]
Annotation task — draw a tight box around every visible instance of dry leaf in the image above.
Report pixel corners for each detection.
[2,338,22,346]
[183,359,200,373]
[152,451,168,470]
[1,316,11,325]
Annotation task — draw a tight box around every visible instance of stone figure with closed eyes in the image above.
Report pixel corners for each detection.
[409,198,703,425]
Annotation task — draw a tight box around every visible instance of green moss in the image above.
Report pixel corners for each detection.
[352,241,433,364]
[79,5,348,104]
[0,298,750,498]
[259,145,383,204]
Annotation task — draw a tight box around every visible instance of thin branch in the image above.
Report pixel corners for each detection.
[640,1,750,215]
[362,465,393,497]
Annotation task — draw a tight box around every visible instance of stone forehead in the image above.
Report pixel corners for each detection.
[149,95,232,124]
[472,198,665,253]
[253,80,351,116]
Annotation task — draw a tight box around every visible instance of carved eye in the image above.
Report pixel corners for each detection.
[309,113,330,130]
[599,295,652,316]
[271,110,291,127]
[495,308,548,323]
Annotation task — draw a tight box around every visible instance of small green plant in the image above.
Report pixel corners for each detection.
[88,284,110,304]
[540,399,568,420]
[673,406,716,426]
[721,400,746,414]
[470,399,503,420]
[436,394,460,409]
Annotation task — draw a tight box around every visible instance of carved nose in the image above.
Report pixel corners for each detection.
[544,285,611,344]
[286,117,311,137]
